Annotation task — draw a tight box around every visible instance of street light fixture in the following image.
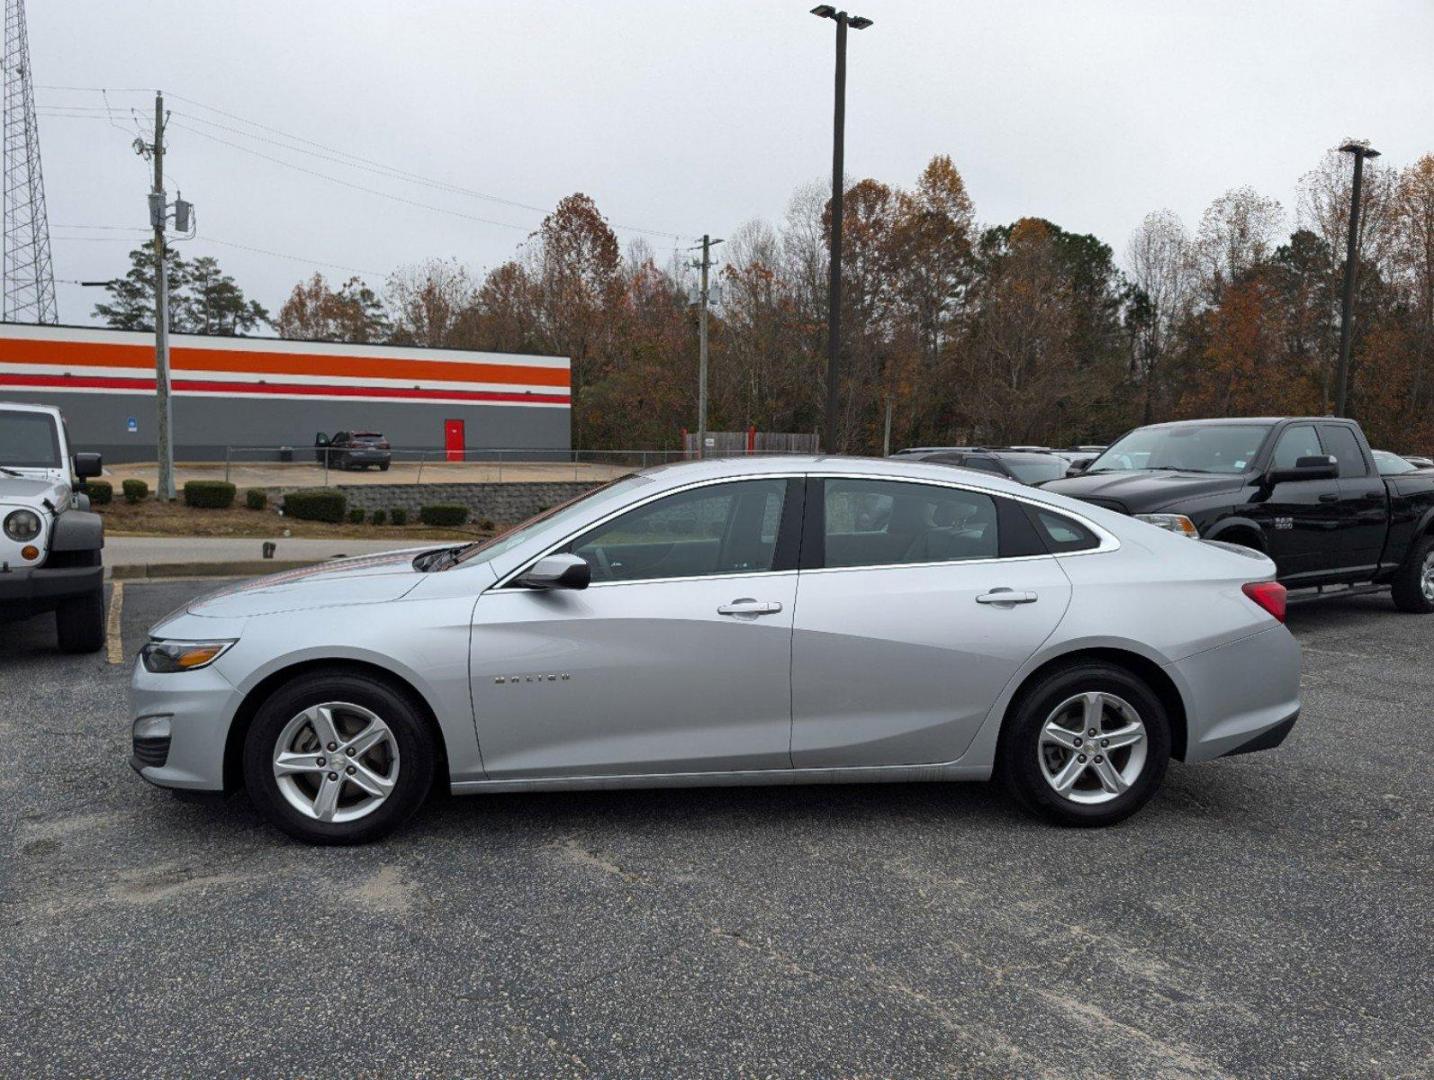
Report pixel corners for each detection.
[811,5,873,453]
[1334,139,1380,417]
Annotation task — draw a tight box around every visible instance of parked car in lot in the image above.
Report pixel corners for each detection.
[1402,454,1433,470]
[130,454,1301,843]
[895,447,1070,486]
[1045,417,1434,612]
[0,402,106,652]
[1373,449,1424,476]
[314,430,391,471]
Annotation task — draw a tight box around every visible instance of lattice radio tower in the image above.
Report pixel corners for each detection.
[1,0,56,323]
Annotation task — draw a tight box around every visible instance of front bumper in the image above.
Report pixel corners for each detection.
[0,563,102,614]
[128,658,244,791]
[1167,625,1303,763]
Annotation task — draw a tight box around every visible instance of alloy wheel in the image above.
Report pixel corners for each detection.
[272,702,400,823]
[1037,691,1148,805]
[1421,551,1434,602]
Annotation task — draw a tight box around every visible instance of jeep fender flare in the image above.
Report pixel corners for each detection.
[50,509,104,552]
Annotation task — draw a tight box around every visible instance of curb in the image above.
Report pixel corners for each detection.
[109,559,324,580]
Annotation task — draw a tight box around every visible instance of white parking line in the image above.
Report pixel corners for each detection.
[106,580,125,665]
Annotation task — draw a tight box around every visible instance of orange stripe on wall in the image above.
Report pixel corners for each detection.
[0,337,570,388]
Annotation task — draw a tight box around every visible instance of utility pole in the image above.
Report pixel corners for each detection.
[690,234,722,458]
[811,6,873,454]
[144,92,176,501]
[1334,139,1380,418]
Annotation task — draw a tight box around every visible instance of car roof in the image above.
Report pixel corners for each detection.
[636,453,1035,495]
[1134,416,1352,429]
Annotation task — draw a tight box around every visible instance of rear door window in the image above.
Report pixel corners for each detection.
[818,478,1000,568]
[1318,425,1369,478]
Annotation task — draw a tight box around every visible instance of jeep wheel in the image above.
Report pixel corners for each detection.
[56,586,105,654]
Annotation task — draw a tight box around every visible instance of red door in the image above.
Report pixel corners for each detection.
[444,419,465,462]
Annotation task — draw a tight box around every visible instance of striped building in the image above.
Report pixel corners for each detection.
[0,323,570,463]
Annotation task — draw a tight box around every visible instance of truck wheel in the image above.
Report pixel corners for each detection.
[56,586,106,653]
[1391,534,1434,614]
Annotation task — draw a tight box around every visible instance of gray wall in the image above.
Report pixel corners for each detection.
[1,390,570,463]
[330,481,597,525]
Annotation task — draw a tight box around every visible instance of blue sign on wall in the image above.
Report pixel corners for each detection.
[126,416,138,433]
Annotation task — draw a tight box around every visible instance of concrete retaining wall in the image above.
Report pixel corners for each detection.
[329,481,598,524]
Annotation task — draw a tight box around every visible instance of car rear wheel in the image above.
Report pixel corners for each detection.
[1390,535,1434,614]
[999,662,1170,827]
[243,671,436,844]
[55,586,105,653]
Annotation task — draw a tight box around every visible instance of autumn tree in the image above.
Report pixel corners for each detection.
[384,258,479,349]
[276,273,388,342]
[1125,210,1194,421]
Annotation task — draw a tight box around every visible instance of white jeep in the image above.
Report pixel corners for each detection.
[0,402,107,652]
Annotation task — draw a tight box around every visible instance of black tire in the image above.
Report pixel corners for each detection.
[55,586,105,654]
[378,462,390,472]
[1390,533,1434,614]
[998,661,1171,827]
[242,670,437,844]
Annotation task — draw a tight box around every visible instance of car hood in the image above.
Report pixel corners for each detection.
[0,475,67,509]
[185,546,446,618]
[1041,470,1247,512]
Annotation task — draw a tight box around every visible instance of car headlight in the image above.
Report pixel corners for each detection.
[4,508,41,542]
[140,639,236,673]
[1134,513,1200,538]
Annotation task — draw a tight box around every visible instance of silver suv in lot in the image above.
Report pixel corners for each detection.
[129,455,1301,843]
[0,402,106,652]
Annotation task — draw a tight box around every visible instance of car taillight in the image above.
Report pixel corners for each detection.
[1242,581,1286,623]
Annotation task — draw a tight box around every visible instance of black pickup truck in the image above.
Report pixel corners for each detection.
[1043,416,1434,613]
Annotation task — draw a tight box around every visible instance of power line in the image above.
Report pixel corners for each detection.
[36,85,691,242]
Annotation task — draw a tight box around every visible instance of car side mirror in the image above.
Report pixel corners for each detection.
[72,452,102,479]
[1267,454,1338,484]
[514,553,590,590]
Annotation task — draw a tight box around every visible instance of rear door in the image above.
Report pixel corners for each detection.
[789,476,1071,768]
[1318,423,1387,574]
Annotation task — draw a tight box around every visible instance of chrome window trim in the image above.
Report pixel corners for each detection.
[492,472,801,590]
[493,468,1119,589]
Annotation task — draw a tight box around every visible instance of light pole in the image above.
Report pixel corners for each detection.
[1334,139,1380,418]
[811,4,872,454]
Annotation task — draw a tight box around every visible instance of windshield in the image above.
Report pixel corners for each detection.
[1088,424,1270,475]
[451,473,652,566]
[1373,450,1416,476]
[0,410,62,469]
[1003,456,1068,485]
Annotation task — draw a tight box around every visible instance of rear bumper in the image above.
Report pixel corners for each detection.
[1166,624,1303,764]
[0,563,102,614]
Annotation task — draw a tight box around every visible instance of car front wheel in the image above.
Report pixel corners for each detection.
[999,662,1171,827]
[243,671,436,844]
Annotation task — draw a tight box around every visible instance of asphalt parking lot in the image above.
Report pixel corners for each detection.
[2,580,1431,1078]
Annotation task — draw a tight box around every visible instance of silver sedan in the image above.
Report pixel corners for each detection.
[129,456,1301,843]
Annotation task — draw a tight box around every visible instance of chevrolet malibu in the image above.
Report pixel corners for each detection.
[129,456,1301,844]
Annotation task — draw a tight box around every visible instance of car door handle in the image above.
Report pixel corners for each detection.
[1318,493,1340,503]
[717,599,783,616]
[976,589,1038,605]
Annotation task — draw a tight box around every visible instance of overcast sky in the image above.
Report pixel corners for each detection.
[33,0,1434,327]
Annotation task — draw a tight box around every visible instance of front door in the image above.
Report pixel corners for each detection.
[790,477,1070,768]
[1249,423,1341,582]
[444,419,465,462]
[469,477,801,778]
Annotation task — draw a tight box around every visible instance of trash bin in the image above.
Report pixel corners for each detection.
[279,447,293,462]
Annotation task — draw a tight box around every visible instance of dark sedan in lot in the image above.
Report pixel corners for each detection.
[896,447,1070,487]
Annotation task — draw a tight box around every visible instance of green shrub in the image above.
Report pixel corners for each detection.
[84,480,112,505]
[348,508,365,524]
[371,509,386,525]
[478,517,495,531]
[184,480,236,509]
[390,507,408,526]
[420,504,468,527]
[121,479,148,504]
[245,488,267,511]
[283,488,347,523]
